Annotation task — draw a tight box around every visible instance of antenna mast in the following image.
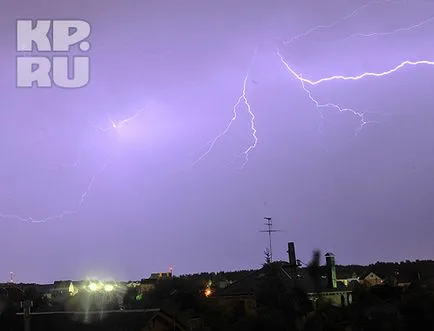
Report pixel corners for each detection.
[260,217,281,263]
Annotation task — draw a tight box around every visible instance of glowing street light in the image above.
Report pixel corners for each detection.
[104,284,114,292]
[204,288,212,297]
[88,283,98,292]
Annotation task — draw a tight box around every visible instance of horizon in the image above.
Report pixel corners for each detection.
[4,257,434,284]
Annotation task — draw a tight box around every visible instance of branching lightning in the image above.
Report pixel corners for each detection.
[3,0,434,224]
[277,0,434,133]
[283,0,401,45]
[277,51,367,129]
[0,161,109,223]
[280,58,434,86]
[277,52,434,130]
[193,51,258,167]
[193,0,434,166]
[0,109,145,224]
[338,15,434,43]
[192,91,241,166]
[240,82,258,168]
[298,72,368,132]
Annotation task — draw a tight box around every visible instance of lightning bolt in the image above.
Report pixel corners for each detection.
[339,15,434,43]
[0,109,144,224]
[277,51,434,131]
[90,108,146,132]
[240,79,258,169]
[279,56,434,86]
[0,161,109,224]
[277,51,368,130]
[196,1,434,165]
[193,51,258,167]
[114,108,145,128]
[283,0,401,45]
[300,73,368,132]
[278,0,434,132]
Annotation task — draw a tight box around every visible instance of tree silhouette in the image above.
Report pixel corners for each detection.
[264,248,271,265]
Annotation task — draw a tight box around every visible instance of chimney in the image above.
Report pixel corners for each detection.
[287,242,297,278]
[287,242,296,266]
[325,253,337,289]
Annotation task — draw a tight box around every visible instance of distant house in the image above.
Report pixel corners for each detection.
[140,271,173,294]
[216,268,260,315]
[140,277,158,293]
[217,243,353,313]
[304,253,353,309]
[149,272,173,281]
[359,272,383,287]
[336,272,360,288]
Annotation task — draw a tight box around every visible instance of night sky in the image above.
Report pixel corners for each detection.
[1,0,434,283]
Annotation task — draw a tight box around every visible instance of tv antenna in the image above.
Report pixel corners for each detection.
[9,272,14,283]
[260,217,281,263]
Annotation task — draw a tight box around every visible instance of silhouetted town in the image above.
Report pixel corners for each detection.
[1,242,434,331]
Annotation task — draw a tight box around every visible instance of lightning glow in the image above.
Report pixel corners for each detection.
[114,108,145,128]
[91,108,146,132]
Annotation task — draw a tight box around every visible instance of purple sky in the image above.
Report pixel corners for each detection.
[1,0,434,283]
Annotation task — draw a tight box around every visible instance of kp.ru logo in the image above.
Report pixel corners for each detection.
[16,19,91,89]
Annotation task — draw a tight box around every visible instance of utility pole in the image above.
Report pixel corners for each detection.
[260,217,281,263]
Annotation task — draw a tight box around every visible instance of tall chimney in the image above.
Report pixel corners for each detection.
[325,253,337,289]
[287,242,297,278]
[287,242,296,266]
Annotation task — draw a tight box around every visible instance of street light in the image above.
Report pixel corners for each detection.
[104,284,114,292]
